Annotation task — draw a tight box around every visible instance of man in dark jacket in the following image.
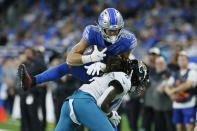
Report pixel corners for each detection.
[20,47,47,131]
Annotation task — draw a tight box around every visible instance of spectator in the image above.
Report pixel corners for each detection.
[143,47,160,131]
[20,47,47,131]
[1,57,18,114]
[165,51,197,131]
[34,47,48,131]
[151,56,175,131]
[168,45,182,73]
[148,47,161,69]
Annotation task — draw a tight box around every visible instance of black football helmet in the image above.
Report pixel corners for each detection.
[128,59,149,97]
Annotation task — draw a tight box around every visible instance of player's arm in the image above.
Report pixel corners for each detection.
[100,80,123,126]
[67,38,107,65]
[100,80,123,114]
[99,73,131,112]
[66,38,89,65]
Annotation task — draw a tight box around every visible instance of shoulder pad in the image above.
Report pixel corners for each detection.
[82,25,100,45]
[82,25,95,44]
[91,25,100,33]
[121,30,132,39]
[121,30,137,50]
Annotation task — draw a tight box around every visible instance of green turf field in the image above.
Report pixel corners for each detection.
[0,115,55,131]
[0,114,133,131]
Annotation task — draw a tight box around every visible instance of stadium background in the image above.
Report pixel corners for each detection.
[0,0,197,131]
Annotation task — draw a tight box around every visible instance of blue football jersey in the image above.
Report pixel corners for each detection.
[71,25,137,82]
[82,25,137,56]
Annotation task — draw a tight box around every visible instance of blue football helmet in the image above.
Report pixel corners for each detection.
[98,8,124,44]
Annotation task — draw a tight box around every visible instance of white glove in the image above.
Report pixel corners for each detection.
[82,45,107,64]
[84,62,106,76]
[108,111,121,126]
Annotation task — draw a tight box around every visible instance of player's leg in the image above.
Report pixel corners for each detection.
[172,108,184,131]
[19,62,92,89]
[36,63,92,84]
[55,101,79,131]
[183,107,195,131]
[73,98,115,131]
[110,122,118,131]
[35,62,70,84]
[71,64,93,82]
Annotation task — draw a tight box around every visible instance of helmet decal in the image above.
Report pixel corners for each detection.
[107,8,117,25]
[98,8,124,44]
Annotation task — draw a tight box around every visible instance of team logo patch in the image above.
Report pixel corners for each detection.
[138,61,147,72]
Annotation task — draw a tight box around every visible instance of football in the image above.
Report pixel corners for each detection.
[83,45,105,55]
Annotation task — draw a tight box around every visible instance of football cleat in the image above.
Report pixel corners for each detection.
[18,64,35,91]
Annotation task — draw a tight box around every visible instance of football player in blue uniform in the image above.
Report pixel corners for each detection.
[18,8,137,92]
[18,8,138,130]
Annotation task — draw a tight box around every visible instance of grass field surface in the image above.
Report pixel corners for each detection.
[0,114,132,131]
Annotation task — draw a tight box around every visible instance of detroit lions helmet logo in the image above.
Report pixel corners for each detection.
[98,8,124,44]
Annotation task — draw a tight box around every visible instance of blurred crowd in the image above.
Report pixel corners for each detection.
[1,0,197,58]
[1,0,197,131]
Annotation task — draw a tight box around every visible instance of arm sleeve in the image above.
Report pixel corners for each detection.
[35,62,69,84]
[82,25,95,45]
[108,80,124,93]
[97,86,114,107]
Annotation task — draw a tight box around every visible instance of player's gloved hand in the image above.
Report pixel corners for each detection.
[18,64,35,91]
[84,62,106,76]
[82,45,107,64]
[108,111,121,126]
